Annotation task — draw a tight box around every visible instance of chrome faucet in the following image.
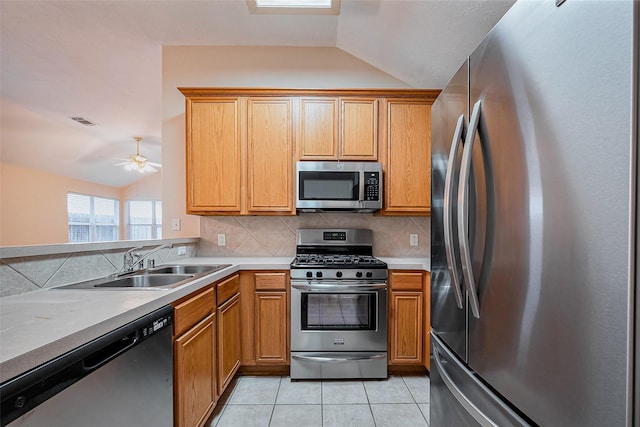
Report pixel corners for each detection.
[123,243,174,272]
[123,246,144,272]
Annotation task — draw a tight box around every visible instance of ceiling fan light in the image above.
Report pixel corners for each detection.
[118,136,161,174]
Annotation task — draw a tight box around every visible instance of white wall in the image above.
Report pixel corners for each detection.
[161,46,411,239]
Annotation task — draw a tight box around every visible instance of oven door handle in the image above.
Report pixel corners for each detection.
[291,283,387,292]
[291,354,386,363]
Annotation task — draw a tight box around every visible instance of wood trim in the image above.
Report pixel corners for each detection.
[424,272,431,372]
[239,271,256,366]
[180,87,440,101]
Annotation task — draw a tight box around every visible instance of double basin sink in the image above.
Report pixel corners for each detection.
[56,264,231,290]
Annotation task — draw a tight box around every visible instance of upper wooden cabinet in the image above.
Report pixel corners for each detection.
[247,97,294,213]
[379,99,432,215]
[340,97,378,160]
[180,88,439,216]
[297,97,378,160]
[186,98,242,213]
[298,97,339,160]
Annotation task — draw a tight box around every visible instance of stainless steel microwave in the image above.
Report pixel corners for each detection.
[296,161,383,212]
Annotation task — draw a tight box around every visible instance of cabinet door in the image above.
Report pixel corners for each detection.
[186,98,242,213]
[383,99,431,215]
[174,313,216,427]
[298,97,338,160]
[255,292,288,364]
[340,97,378,160]
[390,291,424,365]
[247,97,294,213]
[217,292,241,395]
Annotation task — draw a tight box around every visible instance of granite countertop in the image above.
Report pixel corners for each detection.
[0,256,429,383]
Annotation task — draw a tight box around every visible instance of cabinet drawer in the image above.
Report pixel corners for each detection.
[174,287,215,336]
[390,271,424,291]
[254,272,287,291]
[217,274,240,306]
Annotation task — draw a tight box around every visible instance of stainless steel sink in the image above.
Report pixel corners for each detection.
[95,274,195,288]
[146,264,230,275]
[54,264,231,290]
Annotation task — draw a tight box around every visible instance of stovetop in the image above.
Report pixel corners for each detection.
[291,254,387,269]
[290,228,387,281]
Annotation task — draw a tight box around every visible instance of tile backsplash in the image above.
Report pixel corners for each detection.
[0,243,197,298]
[198,213,430,258]
[1,215,430,298]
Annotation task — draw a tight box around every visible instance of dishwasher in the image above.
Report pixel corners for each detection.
[0,305,173,427]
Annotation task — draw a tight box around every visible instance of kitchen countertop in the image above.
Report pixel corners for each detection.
[0,256,429,383]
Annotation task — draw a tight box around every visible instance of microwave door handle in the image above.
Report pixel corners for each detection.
[458,100,482,319]
[444,115,466,310]
[358,171,365,204]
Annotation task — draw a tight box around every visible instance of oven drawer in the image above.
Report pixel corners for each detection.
[290,352,387,379]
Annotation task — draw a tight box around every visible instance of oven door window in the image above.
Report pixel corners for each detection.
[301,293,376,330]
[298,171,359,201]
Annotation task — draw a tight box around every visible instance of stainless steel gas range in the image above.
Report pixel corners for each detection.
[290,229,388,379]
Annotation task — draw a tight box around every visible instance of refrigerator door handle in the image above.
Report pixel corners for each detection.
[443,114,466,309]
[433,341,499,427]
[458,100,482,318]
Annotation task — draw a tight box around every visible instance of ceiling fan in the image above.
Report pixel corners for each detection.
[115,136,161,173]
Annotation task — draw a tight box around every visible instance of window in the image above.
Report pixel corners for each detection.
[126,200,162,240]
[247,0,340,14]
[67,193,119,242]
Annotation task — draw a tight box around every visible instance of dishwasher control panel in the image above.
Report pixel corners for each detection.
[141,314,172,340]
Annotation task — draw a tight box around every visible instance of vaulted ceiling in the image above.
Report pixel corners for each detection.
[0,0,514,188]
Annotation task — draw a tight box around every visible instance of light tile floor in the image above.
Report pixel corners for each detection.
[207,375,430,427]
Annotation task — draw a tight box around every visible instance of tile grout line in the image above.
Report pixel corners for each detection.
[267,375,283,426]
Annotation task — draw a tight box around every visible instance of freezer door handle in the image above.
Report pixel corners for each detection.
[433,340,498,427]
[458,100,482,318]
[444,114,466,309]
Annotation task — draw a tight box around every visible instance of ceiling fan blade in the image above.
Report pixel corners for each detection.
[147,162,162,168]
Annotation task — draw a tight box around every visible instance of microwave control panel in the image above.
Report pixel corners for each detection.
[364,172,380,201]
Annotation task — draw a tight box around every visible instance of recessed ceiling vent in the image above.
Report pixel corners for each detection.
[70,116,97,126]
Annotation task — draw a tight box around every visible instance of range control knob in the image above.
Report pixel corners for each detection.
[336,271,343,278]
[316,271,323,278]
[366,271,373,278]
[306,271,313,278]
[356,271,363,278]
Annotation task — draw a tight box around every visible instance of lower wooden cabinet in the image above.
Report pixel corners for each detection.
[173,287,216,427]
[389,271,426,366]
[255,292,288,363]
[239,271,290,369]
[174,314,217,427]
[217,291,241,395]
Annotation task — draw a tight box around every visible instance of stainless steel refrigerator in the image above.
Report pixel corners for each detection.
[430,0,638,426]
